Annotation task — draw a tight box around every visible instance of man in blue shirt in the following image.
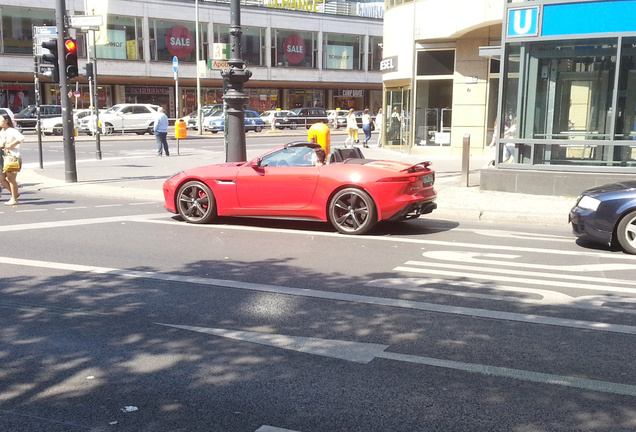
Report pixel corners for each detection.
[155,106,170,156]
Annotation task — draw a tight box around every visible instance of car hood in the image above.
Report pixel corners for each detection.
[585,180,636,196]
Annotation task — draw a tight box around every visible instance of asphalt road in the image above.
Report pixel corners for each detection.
[1,183,635,431]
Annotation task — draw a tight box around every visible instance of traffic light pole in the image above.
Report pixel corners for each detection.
[55,0,77,182]
[33,55,44,169]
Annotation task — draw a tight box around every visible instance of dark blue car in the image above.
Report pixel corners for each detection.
[569,181,636,254]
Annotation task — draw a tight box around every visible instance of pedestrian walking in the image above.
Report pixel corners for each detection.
[361,108,374,148]
[344,108,358,148]
[155,106,170,156]
[375,108,383,147]
[0,113,24,206]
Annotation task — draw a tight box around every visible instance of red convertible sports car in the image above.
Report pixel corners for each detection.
[163,142,437,235]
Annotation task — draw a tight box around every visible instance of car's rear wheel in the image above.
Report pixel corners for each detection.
[53,125,63,135]
[254,125,263,132]
[290,123,298,130]
[328,188,377,235]
[616,210,636,254]
[176,181,217,224]
[104,123,114,135]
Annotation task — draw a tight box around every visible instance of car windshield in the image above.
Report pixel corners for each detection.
[17,107,35,116]
[206,109,223,117]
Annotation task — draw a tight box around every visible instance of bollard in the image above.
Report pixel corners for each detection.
[461,133,470,187]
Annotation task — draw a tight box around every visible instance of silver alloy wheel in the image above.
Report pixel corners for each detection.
[104,123,114,135]
[328,188,377,235]
[176,180,217,224]
[616,210,636,254]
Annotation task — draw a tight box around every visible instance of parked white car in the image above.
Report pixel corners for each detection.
[79,103,160,135]
[260,109,294,127]
[41,109,95,135]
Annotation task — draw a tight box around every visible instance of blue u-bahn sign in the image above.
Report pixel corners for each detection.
[507,7,538,37]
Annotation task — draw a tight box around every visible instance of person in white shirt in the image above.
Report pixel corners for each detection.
[0,113,24,205]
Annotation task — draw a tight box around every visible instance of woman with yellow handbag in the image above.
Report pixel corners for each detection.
[0,113,24,206]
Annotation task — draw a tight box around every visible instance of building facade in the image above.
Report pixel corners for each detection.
[382,0,636,195]
[0,0,383,119]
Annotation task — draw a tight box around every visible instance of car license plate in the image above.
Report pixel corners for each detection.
[421,174,433,184]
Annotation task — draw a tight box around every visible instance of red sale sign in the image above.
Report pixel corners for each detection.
[166,25,194,58]
[283,34,306,65]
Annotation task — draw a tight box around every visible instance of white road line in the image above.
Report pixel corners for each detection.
[367,277,636,314]
[137,220,635,260]
[2,256,636,335]
[396,264,636,294]
[94,204,124,208]
[15,209,47,213]
[54,206,88,210]
[163,325,636,397]
[422,250,636,273]
[0,213,167,232]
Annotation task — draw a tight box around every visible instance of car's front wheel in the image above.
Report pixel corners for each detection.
[103,123,114,135]
[328,188,377,235]
[616,210,636,254]
[290,123,298,130]
[254,125,263,132]
[176,181,217,224]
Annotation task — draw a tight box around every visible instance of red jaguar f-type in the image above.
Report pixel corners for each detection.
[163,142,437,235]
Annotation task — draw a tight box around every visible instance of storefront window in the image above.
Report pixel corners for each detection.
[214,25,264,66]
[150,19,201,62]
[384,88,410,149]
[615,37,636,140]
[1,7,54,55]
[287,90,324,108]
[94,16,143,60]
[272,30,317,68]
[323,33,361,70]
[368,36,383,71]
[503,39,616,142]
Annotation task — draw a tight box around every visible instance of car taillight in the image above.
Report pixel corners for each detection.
[378,176,418,183]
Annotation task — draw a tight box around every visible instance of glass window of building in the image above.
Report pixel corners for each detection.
[417,50,455,76]
[94,15,144,60]
[1,7,54,54]
[616,37,636,141]
[150,19,201,62]
[214,25,264,66]
[323,33,361,70]
[272,30,317,68]
[503,39,617,142]
[368,36,383,71]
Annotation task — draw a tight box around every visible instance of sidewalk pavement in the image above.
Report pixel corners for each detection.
[16,132,575,227]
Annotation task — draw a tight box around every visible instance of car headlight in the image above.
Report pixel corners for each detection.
[577,195,601,211]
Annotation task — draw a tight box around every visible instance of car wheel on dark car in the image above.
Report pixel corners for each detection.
[616,210,636,254]
[328,188,377,235]
[176,180,217,224]
[254,125,263,132]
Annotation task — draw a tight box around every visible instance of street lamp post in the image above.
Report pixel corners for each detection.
[195,0,203,135]
[221,0,251,162]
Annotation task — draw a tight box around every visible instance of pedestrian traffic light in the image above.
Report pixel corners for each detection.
[83,62,94,80]
[41,39,60,83]
[64,38,79,79]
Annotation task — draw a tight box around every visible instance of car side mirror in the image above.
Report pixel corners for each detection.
[252,158,263,168]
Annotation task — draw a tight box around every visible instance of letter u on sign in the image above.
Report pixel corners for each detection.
[507,7,538,37]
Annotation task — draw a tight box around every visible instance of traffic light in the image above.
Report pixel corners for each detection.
[41,39,60,83]
[83,62,94,80]
[64,38,79,79]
